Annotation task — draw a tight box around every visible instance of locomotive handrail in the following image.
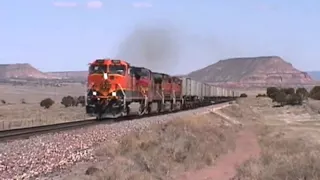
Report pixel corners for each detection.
[117,83,126,107]
[117,83,126,97]
[172,89,176,104]
[143,95,148,115]
[156,90,164,104]
[156,90,162,98]
[161,91,165,104]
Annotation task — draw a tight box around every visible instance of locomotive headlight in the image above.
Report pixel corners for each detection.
[112,92,117,96]
[92,91,97,96]
[103,73,108,80]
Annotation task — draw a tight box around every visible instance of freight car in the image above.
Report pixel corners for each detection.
[85,58,239,119]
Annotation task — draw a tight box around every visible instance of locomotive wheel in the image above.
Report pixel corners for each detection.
[96,114,102,121]
[157,102,164,113]
[138,106,144,116]
[150,102,154,113]
[125,106,130,116]
[168,103,173,112]
[146,105,151,114]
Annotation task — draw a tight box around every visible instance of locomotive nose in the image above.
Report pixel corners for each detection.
[88,74,104,86]
[87,74,112,96]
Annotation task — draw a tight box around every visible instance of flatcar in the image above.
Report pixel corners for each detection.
[85,58,239,119]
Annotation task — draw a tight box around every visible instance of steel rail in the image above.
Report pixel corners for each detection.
[0,118,98,141]
[0,99,234,142]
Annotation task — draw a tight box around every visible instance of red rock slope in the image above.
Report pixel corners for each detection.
[187,56,314,87]
[0,63,56,79]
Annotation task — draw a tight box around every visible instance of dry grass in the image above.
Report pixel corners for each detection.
[41,96,320,180]
[233,97,320,180]
[233,125,320,180]
[79,113,240,180]
[307,99,320,113]
[0,83,89,130]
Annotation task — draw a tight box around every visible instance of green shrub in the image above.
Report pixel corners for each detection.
[61,96,77,107]
[77,96,85,107]
[296,87,309,100]
[281,88,295,95]
[274,91,287,106]
[240,93,248,98]
[286,93,303,105]
[309,86,320,100]
[268,87,304,107]
[256,94,267,98]
[266,87,279,100]
[40,98,54,109]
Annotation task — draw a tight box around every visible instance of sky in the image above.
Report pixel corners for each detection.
[1,0,320,75]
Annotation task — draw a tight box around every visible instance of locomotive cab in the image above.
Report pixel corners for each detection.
[171,76,182,98]
[86,59,129,118]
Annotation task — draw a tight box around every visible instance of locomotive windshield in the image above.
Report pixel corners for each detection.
[89,64,106,74]
[152,73,162,80]
[131,67,150,77]
[109,65,126,75]
[140,68,150,78]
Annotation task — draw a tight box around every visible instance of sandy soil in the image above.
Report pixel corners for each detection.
[175,129,260,180]
[232,97,320,180]
[0,83,89,130]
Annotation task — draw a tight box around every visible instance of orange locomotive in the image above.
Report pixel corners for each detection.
[86,58,183,119]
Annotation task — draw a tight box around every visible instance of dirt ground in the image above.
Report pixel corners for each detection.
[232,97,320,180]
[0,83,89,130]
[3,82,320,179]
[42,96,320,180]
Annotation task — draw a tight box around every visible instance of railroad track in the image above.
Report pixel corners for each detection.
[0,100,234,142]
[0,118,100,141]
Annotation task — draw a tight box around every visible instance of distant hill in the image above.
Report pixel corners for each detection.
[187,56,314,88]
[0,63,56,79]
[0,63,87,81]
[307,71,320,80]
[1,57,317,88]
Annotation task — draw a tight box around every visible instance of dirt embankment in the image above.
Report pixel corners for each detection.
[42,97,320,180]
[233,125,320,180]
[46,105,244,180]
[233,97,320,180]
[94,114,239,180]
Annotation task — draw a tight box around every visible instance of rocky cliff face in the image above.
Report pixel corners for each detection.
[187,56,314,88]
[0,63,88,81]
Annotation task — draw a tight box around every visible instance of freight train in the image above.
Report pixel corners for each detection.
[85,58,240,119]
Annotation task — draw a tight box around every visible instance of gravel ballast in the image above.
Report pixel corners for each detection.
[0,104,229,180]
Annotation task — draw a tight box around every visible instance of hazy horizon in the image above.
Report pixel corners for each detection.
[1,1,320,74]
[2,55,320,74]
